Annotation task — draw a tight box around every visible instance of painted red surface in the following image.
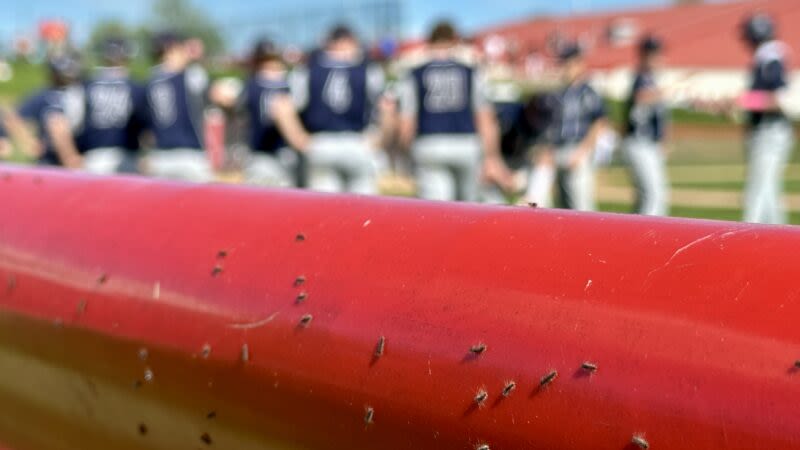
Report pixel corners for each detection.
[0,166,799,449]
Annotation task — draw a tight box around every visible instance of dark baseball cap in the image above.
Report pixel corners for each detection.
[98,36,133,63]
[741,13,775,45]
[151,30,186,59]
[558,42,583,62]
[48,51,83,80]
[251,39,281,64]
[639,35,663,55]
[327,24,355,42]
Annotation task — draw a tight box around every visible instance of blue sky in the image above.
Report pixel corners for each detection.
[3,0,675,50]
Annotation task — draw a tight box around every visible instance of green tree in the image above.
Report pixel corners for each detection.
[149,0,225,56]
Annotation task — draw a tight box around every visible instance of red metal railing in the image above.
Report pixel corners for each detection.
[0,165,799,450]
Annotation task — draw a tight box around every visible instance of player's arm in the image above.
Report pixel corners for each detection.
[0,111,8,159]
[472,70,515,192]
[288,67,310,112]
[396,74,418,151]
[0,138,9,159]
[475,105,515,192]
[570,118,608,169]
[475,105,502,161]
[0,123,8,158]
[375,92,398,151]
[186,64,211,106]
[270,93,311,152]
[365,64,395,149]
[44,112,82,169]
[0,108,42,159]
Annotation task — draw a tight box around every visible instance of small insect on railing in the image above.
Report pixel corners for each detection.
[0,165,798,450]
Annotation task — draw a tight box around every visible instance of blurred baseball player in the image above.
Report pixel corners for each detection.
[526,43,607,210]
[622,35,669,216]
[80,37,146,174]
[214,39,310,186]
[737,14,793,224]
[16,52,85,168]
[144,31,212,182]
[290,25,387,194]
[0,120,8,159]
[397,21,513,202]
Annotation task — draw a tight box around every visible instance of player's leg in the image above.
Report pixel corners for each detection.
[648,146,669,216]
[743,125,791,224]
[570,155,596,211]
[244,152,293,187]
[144,150,177,179]
[412,137,457,201]
[82,147,125,175]
[624,138,668,216]
[416,165,455,201]
[343,137,377,195]
[146,149,213,183]
[749,122,793,224]
[176,149,215,182]
[557,147,595,211]
[307,133,352,193]
[452,136,482,202]
[310,168,344,192]
[277,148,301,188]
[480,184,507,204]
[117,151,140,174]
[526,149,555,208]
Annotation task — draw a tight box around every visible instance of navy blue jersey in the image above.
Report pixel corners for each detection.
[145,65,207,150]
[299,55,375,133]
[82,68,146,152]
[242,75,290,153]
[410,60,476,135]
[748,41,789,128]
[624,71,667,141]
[18,88,68,165]
[546,81,606,147]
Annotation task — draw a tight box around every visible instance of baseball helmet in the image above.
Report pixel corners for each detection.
[741,13,775,45]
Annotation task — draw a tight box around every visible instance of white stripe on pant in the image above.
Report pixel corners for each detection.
[307,132,376,195]
[744,120,794,224]
[622,137,669,216]
[412,134,482,202]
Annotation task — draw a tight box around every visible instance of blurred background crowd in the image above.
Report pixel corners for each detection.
[1,0,798,224]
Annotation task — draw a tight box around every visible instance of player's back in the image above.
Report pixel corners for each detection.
[145,65,206,150]
[624,71,666,142]
[748,40,789,128]
[82,67,144,151]
[243,75,290,153]
[18,88,69,165]
[409,58,477,136]
[301,53,372,133]
[548,81,605,146]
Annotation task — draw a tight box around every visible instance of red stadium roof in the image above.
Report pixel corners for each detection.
[474,0,800,69]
